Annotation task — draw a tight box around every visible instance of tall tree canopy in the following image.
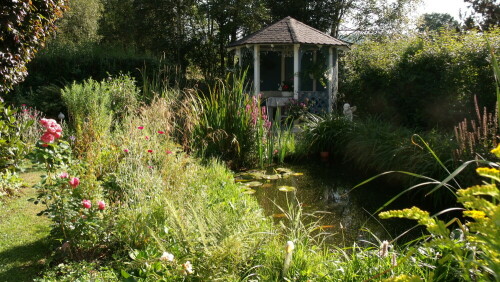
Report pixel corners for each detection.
[266,0,422,37]
[0,0,67,93]
[417,13,460,32]
[463,0,500,30]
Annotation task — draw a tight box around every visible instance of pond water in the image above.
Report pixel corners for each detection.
[236,161,416,247]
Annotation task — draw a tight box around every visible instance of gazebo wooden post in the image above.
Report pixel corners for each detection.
[313,50,317,92]
[235,47,242,68]
[293,44,300,100]
[254,45,260,96]
[281,51,285,83]
[327,47,338,113]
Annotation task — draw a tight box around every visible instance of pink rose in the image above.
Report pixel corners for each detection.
[137,126,144,130]
[40,132,56,143]
[97,200,106,210]
[158,131,164,134]
[148,149,153,153]
[124,149,129,153]
[82,199,91,209]
[69,177,80,188]
[166,150,172,154]
[59,172,69,179]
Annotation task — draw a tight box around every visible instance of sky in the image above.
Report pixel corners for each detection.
[418,0,470,21]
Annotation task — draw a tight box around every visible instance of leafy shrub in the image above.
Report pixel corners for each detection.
[0,170,24,199]
[6,43,161,116]
[0,100,34,171]
[61,75,139,157]
[341,28,500,129]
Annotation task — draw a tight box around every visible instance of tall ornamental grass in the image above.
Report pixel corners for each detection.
[191,72,267,167]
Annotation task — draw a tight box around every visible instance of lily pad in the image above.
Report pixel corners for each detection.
[261,183,274,188]
[242,188,256,194]
[245,181,263,187]
[272,213,286,218]
[262,174,281,180]
[292,172,304,176]
[275,168,292,174]
[278,185,296,192]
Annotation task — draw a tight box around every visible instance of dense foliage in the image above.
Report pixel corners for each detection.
[341,28,500,129]
[0,0,67,93]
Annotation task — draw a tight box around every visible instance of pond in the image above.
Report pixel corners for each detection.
[236,161,417,247]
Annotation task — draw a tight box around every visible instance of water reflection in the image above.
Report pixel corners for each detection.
[241,163,405,246]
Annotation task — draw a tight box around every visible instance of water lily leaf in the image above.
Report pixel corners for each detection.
[242,188,256,194]
[262,174,280,180]
[278,186,296,192]
[292,172,304,176]
[235,178,251,183]
[246,181,263,187]
[276,168,292,174]
[272,213,286,218]
[261,183,274,188]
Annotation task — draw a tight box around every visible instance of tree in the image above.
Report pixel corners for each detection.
[53,0,104,45]
[417,13,460,32]
[0,0,68,93]
[266,0,422,38]
[463,0,500,30]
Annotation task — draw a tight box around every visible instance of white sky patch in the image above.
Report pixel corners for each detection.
[417,0,470,21]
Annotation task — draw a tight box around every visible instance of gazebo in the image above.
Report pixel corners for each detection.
[227,16,349,114]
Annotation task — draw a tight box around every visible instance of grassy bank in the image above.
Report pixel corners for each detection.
[0,171,51,282]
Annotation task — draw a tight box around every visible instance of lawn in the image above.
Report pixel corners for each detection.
[0,171,51,282]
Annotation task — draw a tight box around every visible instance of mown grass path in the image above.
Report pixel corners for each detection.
[0,171,51,282]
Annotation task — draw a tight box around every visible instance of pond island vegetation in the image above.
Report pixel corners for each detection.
[1,0,500,281]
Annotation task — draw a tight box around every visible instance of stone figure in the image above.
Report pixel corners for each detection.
[343,103,356,121]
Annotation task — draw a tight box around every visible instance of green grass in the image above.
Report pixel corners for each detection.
[0,171,51,282]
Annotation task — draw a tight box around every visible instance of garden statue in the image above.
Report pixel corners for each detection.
[343,103,356,121]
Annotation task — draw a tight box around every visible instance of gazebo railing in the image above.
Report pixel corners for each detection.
[298,91,329,114]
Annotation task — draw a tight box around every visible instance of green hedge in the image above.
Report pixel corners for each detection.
[341,29,500,129]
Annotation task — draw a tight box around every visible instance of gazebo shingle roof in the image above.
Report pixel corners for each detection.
[228,16,349,48]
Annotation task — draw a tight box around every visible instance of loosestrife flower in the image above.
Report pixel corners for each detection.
[138,126,144,130]
[59,172,69,179]
[379,240,389,257]
[160,252,174,262]
[69,177,80,188]
[82,199,92,209]
[97,200,106,210]
[182,261,193,275]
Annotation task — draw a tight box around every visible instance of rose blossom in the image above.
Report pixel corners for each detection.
[59,172,69,178]
[82,199,91,209]
[97,200,106,210]
[40,132,56,143]
[69,177,80,188]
